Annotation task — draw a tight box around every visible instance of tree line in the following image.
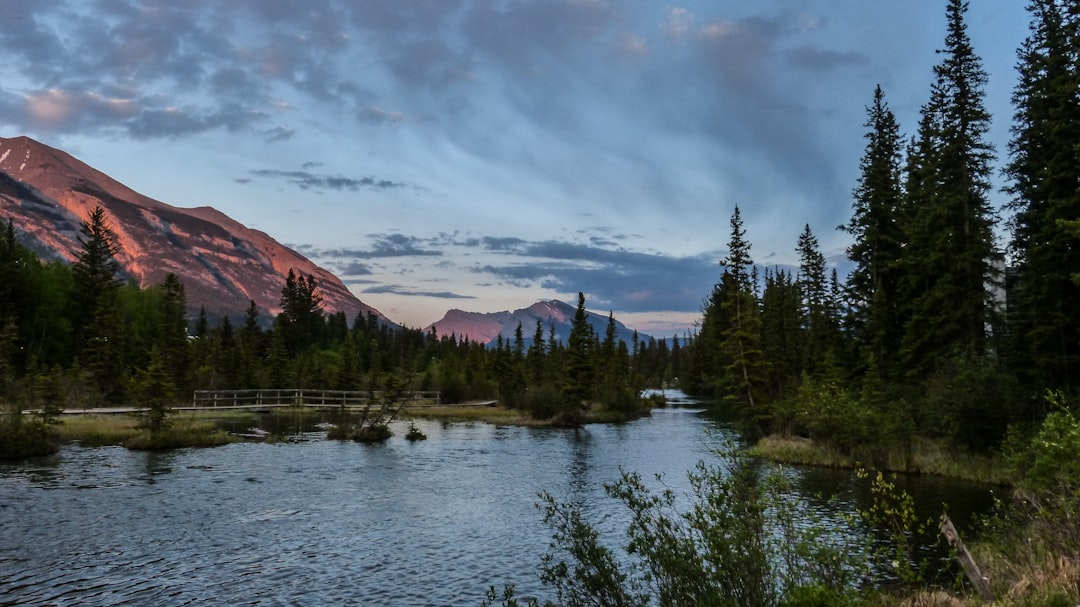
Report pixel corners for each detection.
[0,210,679,422]
[681,0,1079,462]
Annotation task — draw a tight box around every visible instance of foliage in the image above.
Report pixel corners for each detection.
[919,352,1019,453]
[842,85,905,381]
[131,346,176,433]
[971,392,1080,604]
[855,470,934,587]
[404,421,427,441]
[532,448,862,607]
[0,415,59,459]
[1005,0,1080,392]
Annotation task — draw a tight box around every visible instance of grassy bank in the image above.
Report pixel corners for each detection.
[404,402,651,426]
[749,434,1015,485]
[55,412,243,449]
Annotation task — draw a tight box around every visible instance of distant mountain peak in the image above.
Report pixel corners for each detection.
[0,135,385,324]
[427,299,647,346]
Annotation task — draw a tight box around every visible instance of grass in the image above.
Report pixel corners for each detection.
[54,411,243,448]
[750,434,1016,485]
[404,403,541,424]
[55,414,142,446]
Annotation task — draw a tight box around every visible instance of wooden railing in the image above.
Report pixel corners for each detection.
[191,389,440,409]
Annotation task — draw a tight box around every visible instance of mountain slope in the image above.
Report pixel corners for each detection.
[0,135,383,322]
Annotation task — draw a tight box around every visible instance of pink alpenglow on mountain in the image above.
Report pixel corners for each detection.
[0,135,384,324]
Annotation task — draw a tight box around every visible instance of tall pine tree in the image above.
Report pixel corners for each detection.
[1006,0,1080,393]
[898,0,999,380]
[843,85,906,382]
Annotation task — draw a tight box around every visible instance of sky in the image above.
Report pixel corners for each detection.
[0,0,1032,336]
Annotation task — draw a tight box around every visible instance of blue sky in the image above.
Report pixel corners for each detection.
[0,1,1030,335]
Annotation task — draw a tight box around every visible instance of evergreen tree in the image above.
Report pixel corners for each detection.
[843,85,907,381]
[796,224,832,375]
[157,273,190,392]
[898,0,999,379]
[0,219,33,380]
[132,346,175,433]
[1006,0,1080,392]
[71,206,121,352]
[277,269,325,355]
[716,207,768,433]
[760,267,801,403]
[564,292,595,414]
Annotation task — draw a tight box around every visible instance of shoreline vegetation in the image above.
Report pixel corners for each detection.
[749,433,1016,486]
[0,396,658,457]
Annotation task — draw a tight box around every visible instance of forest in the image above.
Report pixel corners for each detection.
[1,0,1079,603]
[0,0,1077,467]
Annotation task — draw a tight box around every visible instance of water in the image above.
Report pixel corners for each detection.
[0,395,994,606]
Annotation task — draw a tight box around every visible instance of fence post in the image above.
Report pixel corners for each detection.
[940,515,994,601]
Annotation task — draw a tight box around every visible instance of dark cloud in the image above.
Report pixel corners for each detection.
[249,168,406,191]
[304,235,442,259]
[338,262,373,276]
[784,46,870,71]
[475,238,721,314]
[263,126,295,142]
[481,236,527,252]
[362,284,475,300]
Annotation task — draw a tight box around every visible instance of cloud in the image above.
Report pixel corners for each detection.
[362,284,475,300]
[249,168,406,191]
[304,235,442,259]
[473,237,721,313]
[263,126,295,142]
[333,261,374,276]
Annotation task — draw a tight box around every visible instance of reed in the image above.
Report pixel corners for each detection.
[55,415,142,447]
[750,434,1015,485]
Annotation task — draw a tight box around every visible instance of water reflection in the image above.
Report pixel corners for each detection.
[0,395,996,606]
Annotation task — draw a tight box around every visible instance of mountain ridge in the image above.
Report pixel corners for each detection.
[426,299,649,346]
[0,135,384,324]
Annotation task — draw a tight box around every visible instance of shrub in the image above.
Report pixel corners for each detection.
[531,448,862,606]
[0,416,59,459]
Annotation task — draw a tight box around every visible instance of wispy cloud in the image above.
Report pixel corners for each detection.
[248,169,406,191]
[363,284,476,300]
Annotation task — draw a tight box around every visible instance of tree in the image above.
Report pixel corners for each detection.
[71,206,121,348]
[716,207,768,434]
[563,292,594,418]
[132,346,175,433]
[157,273,190,391]
[277,269,325,356]
[842,85,907,382]
[898,0,1000,380]
[760,268,801,405]
[796,224,834,376]
[1006,0,1080,393]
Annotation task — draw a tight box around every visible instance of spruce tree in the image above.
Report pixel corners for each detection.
[71,206,121,348]
[157,273,190,392]
[796,224,831,375]
[898,0,999,379]
[564,292,594,414]
[717,206,767,433]
[1006,0,1080,392]
[760,267,801,403]
[843,85,906,381]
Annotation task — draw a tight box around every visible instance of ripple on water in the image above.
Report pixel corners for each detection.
[0,401,994,605]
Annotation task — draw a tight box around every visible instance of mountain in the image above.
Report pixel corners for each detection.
[0,135,384,323]
[426,300,648,346]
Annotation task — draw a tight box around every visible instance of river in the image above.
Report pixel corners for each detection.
[0,393,995,606]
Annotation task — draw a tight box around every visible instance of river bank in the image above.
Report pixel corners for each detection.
[749,433,1015,486]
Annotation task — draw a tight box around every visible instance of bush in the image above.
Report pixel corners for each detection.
[0,416,59,458]
[521,383,566,420]
[919,352,1020,453]
[531,448,862,606]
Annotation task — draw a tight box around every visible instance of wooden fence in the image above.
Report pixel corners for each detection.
[191,389,441,410]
